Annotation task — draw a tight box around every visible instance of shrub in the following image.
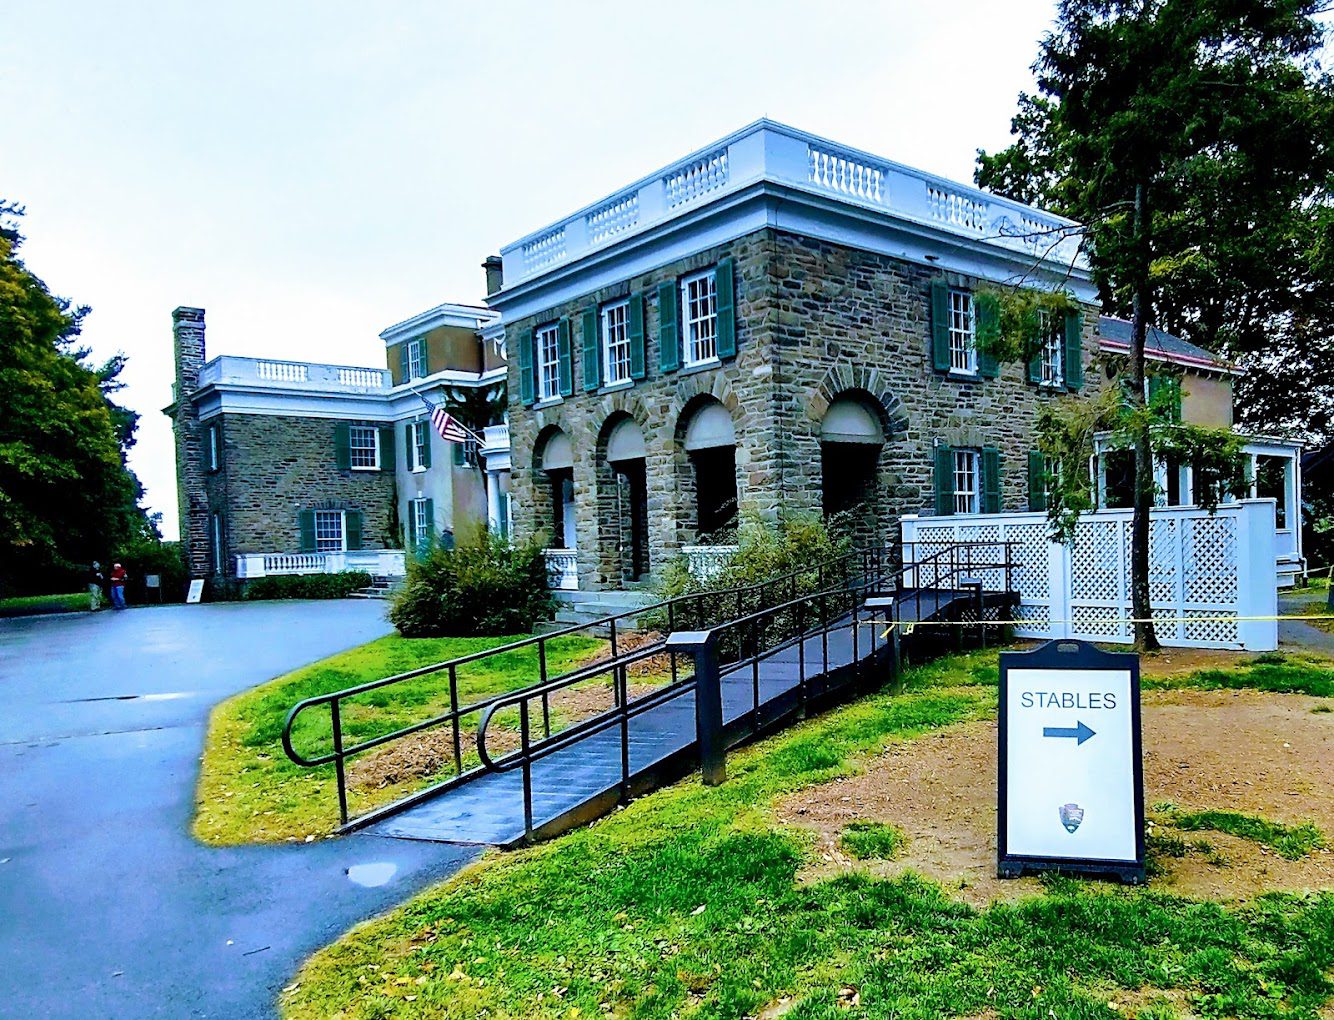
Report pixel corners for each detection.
[388,531,554,637]
[114,539,189,603]
[242,571,372,601]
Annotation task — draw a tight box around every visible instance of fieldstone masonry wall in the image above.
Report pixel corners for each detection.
[507,227,1104,593]
[212,414,396,557]
[170,307,211,577]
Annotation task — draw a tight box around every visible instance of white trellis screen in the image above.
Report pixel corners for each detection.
[901,500,1279,651]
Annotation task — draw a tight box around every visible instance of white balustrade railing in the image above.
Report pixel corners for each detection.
[234,549,407,580]
[682,545,739,583]
[544,548,579,590]
[901,500,1279,651]
[500,120,1085,283]
[199,356,391,392]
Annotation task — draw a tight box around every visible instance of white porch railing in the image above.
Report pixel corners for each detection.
[682,545,739,583]
[544,548,578,590]
[901,500,1279,651]
[235,549,407,580]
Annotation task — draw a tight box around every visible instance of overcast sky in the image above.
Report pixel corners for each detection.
[3,1,1065,540]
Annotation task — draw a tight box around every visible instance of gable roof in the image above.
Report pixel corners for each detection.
[1097,316,1241,375]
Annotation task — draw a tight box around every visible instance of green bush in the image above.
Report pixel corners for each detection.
[242,571,373,601]
[388,531,554,637]
[113,538,189,603]
[643,509,855,635]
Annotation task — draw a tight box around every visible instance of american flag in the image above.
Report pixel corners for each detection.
[420,395,475,444]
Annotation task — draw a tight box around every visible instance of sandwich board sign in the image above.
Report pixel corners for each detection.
[998,639,1145,883]
[186,579,205,604]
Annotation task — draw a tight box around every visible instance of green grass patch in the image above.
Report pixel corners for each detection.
[1147,650,1334,698]
[194,632,606,844]
[0,592,90,616]
[1296,598,1334,635]
[840,821,905,861]
[282,649,1334,1020]
[1170,809,1327,861]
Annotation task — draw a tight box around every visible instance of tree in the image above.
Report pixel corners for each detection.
[0,201,151,592]
[976,0,1334,649]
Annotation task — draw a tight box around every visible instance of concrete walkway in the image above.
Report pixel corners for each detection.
[1278,590,1334,654]
[0,602,480,1020]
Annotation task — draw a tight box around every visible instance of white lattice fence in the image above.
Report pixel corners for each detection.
[901,500,1278,651]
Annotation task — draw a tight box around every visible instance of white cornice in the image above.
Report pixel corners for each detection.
[380,302,499,345]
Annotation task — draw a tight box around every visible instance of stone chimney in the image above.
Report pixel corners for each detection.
[483,255,503,297]
[170,307,211,578]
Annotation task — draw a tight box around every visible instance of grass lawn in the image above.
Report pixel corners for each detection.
[282,648,1334,1020]
[0,592,91,617]
[1145,649,1334,697]
[194,632,606,844]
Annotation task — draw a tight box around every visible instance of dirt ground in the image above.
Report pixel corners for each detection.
[777,687,1333,906]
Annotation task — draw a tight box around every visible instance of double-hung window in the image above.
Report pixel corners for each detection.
[948,289,977,374]
[314,510,345,552]
[406,339,424,381]
[602,299,631,386]
[411,498,431,547]
[348,425,380,470]
[680,269,718,367]
[1038,310,1064,387]
[412,420,428,471]
[535,323,561,402]
[953,449,980,515]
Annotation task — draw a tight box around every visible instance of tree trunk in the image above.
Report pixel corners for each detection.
[1129,180,1160,652]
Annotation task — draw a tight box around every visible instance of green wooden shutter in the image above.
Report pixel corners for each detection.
[582,307,600,392]
[379,426,395,472]
[1148,375,1182,423]
[399,343,410,384]
[628,292,646,380]
[658,280,680,372]
[715,258,736,359]
[518,331,535,406]
[420,423,431,469]
[298,510,316,552]
[345,510,363,551]
[452,440,464,466]
[930,280,950,372]
[424,499,435,543]
[405,423,415,469]
[976,292,1000,378]
[1028,449,1047,512]
[334,423,351,470]
[982,447,1001,513]
[1063,308,1084,391]
[1168,376,1182,422]
[933,444,954,516]
[557,318,573,397]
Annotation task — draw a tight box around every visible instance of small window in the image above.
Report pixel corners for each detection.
[349,425,379,470]
[314,510,345,552]
[462,436,480,468]
[953,449,980,515]
[1044,455,1060,505]
[208,424,220,472]
[412,420,428,472]
[680,269,718,367]
[535,323,561,402]
[211,511,224,572]
[1038,310,1064,387]
[411,498,431,546]
[602,299,632,386]
[406,339,424,381]
[948,289,977,374]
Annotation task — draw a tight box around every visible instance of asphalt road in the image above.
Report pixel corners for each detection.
[0,601,480,1019]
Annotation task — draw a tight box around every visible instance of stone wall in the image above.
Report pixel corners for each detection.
[169,307,211,577]
[210,414,396,561]
[505,227,1104,592]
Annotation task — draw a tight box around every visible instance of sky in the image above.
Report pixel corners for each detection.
[2,0,1064,541]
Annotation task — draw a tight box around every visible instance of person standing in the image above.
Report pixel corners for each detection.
[87,561,104,611]
[109,563,128,610]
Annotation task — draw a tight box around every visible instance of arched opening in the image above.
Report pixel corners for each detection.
[602,416,650,582]
[820,394,885,518]
[682,400,739,538]
[536,428,576,549]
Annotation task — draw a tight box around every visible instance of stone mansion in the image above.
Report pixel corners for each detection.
[167,120,1304,593]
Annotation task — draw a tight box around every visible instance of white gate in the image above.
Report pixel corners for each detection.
[901,500,1278,651]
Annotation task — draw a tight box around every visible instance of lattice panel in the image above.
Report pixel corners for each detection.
[1150,606,1183,644]
[1070,521,1124,601]
[1183,611,1240,646]
[1011,604,1051,633]
[1147,518,1180,604]
[1183,516,1239,604]
[958,523,1004,591]
[1070,605,1127,639]
[1008,523,1050,600]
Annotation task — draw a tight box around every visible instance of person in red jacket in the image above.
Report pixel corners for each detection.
[109,563,129,610]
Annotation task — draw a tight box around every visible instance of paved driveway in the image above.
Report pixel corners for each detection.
[0,602,480,1019]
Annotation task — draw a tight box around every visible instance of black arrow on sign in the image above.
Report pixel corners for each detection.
[1042,721,1096,745]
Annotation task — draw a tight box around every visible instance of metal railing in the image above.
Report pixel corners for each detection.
[281,541,1013,832]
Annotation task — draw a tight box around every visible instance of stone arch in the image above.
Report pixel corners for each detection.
[807,381,905,546]
[673,395,740,543]
[805,366,907,437]
[532,424,576,549]
[592,411,651,584]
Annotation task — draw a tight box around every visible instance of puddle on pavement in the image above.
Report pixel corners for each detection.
[62,692,192,704]
[346,862,397,887]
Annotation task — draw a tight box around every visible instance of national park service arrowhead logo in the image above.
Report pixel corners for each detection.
[1059,803,1085,833]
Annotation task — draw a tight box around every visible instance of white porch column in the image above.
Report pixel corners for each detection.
[486,471,502,533]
